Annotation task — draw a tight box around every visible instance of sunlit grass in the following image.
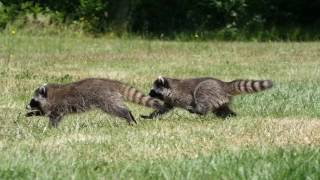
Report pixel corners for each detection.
[0,33,320,179]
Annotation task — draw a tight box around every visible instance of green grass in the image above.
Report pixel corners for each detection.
[0,32,320,179]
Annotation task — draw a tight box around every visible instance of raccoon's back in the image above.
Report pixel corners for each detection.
[177,77,219,92]
[71,78,123,90]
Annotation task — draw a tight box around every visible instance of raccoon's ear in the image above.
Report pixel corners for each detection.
[157,76,165,84]
[39,85,48,98]
[156,76,169,88]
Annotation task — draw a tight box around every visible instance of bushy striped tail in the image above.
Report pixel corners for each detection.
[227,79,273,96]
[121,85,164,109]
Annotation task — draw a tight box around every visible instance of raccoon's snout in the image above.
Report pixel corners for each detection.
[26,104,31,110]
[26,98,45,117]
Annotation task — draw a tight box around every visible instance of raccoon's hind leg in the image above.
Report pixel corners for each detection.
[192,80,232,116]
[214,105,236,118]
[100,103,137,125]
[113,107,137,125]
[98,94,137,125]
[190,101,211,115]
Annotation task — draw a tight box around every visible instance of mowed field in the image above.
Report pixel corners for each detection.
[0,34,320,179]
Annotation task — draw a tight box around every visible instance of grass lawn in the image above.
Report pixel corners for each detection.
[0,33,320,179]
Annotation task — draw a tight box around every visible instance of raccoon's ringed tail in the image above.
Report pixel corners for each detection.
[229,79,273,95]
[121,85,163,108]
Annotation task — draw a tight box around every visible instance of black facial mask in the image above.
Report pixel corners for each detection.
[28,99,41,109]
[149,89,164,100]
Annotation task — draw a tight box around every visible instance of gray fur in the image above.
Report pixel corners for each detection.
[141,76,273,119]
[26,78,164,127]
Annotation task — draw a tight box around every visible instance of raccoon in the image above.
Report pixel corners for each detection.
[26,78,165,127]
[141,76,273,119]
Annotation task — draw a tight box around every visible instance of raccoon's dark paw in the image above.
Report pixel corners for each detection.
[25,110,43,117]
[25,112,35,117]
[140,115,153,119]
[215,109,237,119]
[130,118,137,125]
[128,121,137,126]
[186,106,196,114]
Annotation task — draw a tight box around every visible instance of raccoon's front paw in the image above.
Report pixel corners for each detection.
[186,106,196,114]
[25,111,35,117]
[140,114,153,119]
[25,110,42,117]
